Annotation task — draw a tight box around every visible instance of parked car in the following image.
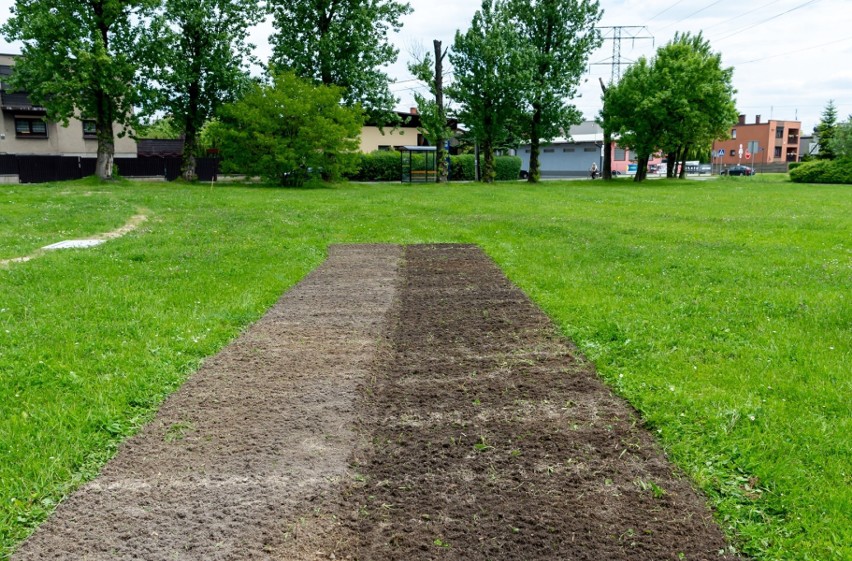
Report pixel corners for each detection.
[721,165,755,176]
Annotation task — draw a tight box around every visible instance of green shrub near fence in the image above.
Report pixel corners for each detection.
[787,162,802,171]
[789,159,852,184]
[349,152,523,182]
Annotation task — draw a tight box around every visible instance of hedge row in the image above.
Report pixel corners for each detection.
[346,151,523,182]
[789,159,852,184]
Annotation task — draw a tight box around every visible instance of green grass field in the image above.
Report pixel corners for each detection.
[0,175,849,560]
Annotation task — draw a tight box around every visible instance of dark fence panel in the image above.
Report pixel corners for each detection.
[18,156,63,183]
[115,157,166,178]
[10,155,221,183]
[0,154,17,175]
[196,157,218,181]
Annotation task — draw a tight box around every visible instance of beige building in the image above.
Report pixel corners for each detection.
[360,109,459,153]
[0,53,136,158]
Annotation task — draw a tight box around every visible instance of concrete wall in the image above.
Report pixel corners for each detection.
[518,142,602,177]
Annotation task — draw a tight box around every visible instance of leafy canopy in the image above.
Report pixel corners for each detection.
[268,0,411,120]
[213,72,364,185]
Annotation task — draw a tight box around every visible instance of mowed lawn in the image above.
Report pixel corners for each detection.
[0,176,849,560]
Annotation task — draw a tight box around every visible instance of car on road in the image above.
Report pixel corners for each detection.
[721,165,755,176]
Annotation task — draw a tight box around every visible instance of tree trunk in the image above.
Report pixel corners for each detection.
[528,103,542,183]
[434,40,448,183]
[679,145,690,179]
[666,150,677,178]
[95,89,114,180]
[181,81,201,181]
[634,155,649,182]
[482,139,495,183]
[602,134,612,180]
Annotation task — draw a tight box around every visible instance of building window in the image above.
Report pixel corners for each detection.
[543,148,555,153]
[15,117,48,138]
[730,149,736,157]
[584,147,596,152]
[614,147,626,161]
[562,148,575,153]
[731,128,737,139]
[774,147,782,158]
[775,126,784,139]
[82,120,97,138]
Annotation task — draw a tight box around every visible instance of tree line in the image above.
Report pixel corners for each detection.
[2,0,738,185]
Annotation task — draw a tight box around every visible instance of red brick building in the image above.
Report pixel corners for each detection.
[712,114,800,170]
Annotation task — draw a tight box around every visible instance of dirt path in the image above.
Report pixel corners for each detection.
[0,212,148,267]
[13,244,737,560]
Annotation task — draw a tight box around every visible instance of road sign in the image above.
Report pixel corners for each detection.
[738,144,743,158]
[745,151,751,160]
[718,149,725,157]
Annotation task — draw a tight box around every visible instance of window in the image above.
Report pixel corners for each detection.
[730,149,736,157]
[775,126,784,139]
[614,147,626,161]
[82,120,97,138]
[15,117,48,138]
[562,148,575,153]
[584,147,596,152]
[731,128,737,139]
[543,148,554,153]
[774,147,782,158]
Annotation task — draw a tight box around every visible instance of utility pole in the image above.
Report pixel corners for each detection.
[593,26,654,180]
[434,40,449,182]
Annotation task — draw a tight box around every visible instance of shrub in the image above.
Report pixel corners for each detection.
[789,159,852,184]
[349,151,402,181]
[788,162,803,171]
[494,156,522,180]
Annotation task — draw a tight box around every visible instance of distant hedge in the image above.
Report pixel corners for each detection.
[789,159,852,184]
[348,151,523,182]
[787,162,803,171]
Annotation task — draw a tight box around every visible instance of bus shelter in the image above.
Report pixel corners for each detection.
[400,146,437,183]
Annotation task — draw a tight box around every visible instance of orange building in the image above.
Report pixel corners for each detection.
[712,114,800,170]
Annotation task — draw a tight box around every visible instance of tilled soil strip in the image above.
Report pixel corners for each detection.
[314,244,737,560]
[15,244,737,561]
[13,244,403,560]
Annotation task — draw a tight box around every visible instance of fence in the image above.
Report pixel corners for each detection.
[0,155,218,184]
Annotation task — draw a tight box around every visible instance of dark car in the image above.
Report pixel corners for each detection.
[721,165,755,176]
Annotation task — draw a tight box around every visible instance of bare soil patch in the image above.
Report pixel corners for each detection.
[13,244,737,560]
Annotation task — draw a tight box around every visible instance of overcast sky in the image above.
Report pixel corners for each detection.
[1,0,848,132]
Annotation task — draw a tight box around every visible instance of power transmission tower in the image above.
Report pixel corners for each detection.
[593,26,654,84]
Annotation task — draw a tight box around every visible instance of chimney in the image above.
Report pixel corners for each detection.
[755,115,761,124]
[738,114,746,125]
[410,107,418,115]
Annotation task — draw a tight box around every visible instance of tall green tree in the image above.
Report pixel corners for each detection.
[449,0,531,183]
[213,72,363,185]
[815,100,838,160]
[408,40,451,182]
[268,0,411,120]
[602,57,661,182]
[653,33,737,179]
[829,115,852,160]
[507,0,603,183]
[141,0,265,180]
[2,0,156,179]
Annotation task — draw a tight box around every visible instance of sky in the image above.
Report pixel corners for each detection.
[1,0,849,133]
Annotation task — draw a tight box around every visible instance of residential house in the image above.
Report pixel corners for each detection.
[360,108,459,153]
[0,53,136,158]
[712,114,800,171]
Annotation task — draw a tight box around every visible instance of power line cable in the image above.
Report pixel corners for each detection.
[643,0,689,25]
[653,0,727,33]
[713,0,822,42]
[700,0,777,32]
[732,35,852,64]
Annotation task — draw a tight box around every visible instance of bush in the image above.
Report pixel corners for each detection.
[494,156,522,180]
[348,152,523,182]
[348,151,402,181]
[447,154,521,181]
[789,159,852,184]
[788,162,803,171]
